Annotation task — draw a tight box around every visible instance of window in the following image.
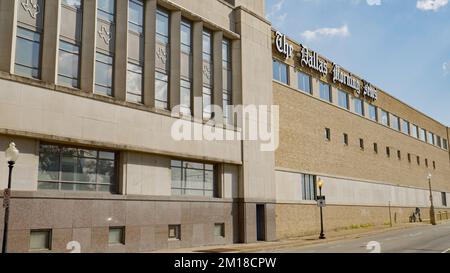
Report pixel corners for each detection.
[97,0,115,21]
[301,174,316,201]
[353,98,364,116]
[38,144,117,193]
[433,161,436,170]
[30,230,52,251]
[397,150,401,160]
[15,27,42,79]
[171,160,216,197]
[390,115,400,131]
[273,59,288,84]
[169,225,181,240]
[412,125,419,139]
[319,81,331,103]
[126,63,143,103]
[155,8,170,109]
[298,72,311,94]
[401,120,410,135]
[368,105,378,121]
[425,158,429,167]
[343,133,348,146]
[374,143,378,154]
[442,193,447,207]
[58,41,81,88]
[386,147,391,157]
[109,227,125,245]
[180,20,192,115]
[381,110,389,126]
[127,0,144,103]
[202,30,213,120]
[444,139,448,150]
[214,223,225,238]
[180,79,192,115]
[338,90,349,109]
[359,138,364,150]
[325,128,331,141]
[408,153,411,163]
[428,132,435,145]
[420,128,426,142]
[222,38,232,124]
[155,72,169,109]
[436,136,442,148]
[95,52,114,96]
[128,0,143,33]
[417,156,420,166]
[62,0,82,8]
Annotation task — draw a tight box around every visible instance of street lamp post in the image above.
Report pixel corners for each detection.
[427,173,436,226]
[318,178,326,240]
[2,142,19,254]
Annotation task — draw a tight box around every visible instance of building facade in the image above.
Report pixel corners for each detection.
[0,0,449,253]
[272,31,450,239]
[0,0,276,252]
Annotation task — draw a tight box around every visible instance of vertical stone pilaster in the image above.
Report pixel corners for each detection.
[192,21,203,120]
[213,31,224,125]
[143,0,157,107]
[41,0,60,84]
[0,0,17,74]
[80,0,97,93]
[114,0,128,101]
[169,11,181,111]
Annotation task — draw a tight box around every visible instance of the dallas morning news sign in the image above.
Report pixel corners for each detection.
[275,31,378,101]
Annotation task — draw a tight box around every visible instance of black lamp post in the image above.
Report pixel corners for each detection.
[2,142,19,254]
[318,178,326,240]
[427,173,436,226]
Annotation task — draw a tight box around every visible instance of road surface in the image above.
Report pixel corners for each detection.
[266,222,450,253]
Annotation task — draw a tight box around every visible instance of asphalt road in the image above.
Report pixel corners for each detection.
[268,222,450,253]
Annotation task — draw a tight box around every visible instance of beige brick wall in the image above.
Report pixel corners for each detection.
[275,204,450,239]
[274,83,450,193]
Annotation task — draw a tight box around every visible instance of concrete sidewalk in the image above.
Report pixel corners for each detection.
[151,221,445,253]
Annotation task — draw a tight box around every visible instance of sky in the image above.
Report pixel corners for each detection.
[266,0,450,126]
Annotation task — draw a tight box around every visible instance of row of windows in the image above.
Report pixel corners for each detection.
[14,0,233,123]
[38,143,219,197]
[28,224,226,251]
[325,128,439,169]
[273,59,449,151]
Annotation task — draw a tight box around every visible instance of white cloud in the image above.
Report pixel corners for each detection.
[301,25,350,40]
[416,0,448,11]
[367,0,382,5]
[267,0,287,27]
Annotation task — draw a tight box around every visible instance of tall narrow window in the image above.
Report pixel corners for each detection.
[412,125,419,139]
[420,128,426,142]
[15,0,45,79]
[359,138,365,150]
[301,174,316,201]
[368,105,378,121]
[428,132,435,145]
[338,90,349,109]
[58,0,82,88]
[386,147,391,158]
[127,0,144,103]
[95,0,116,96]
[436,135,442,148]
[325,128,331,141]
[180,20,192,115]
[353,98,364,116]
[155,8,170,109]
[390,114,400,131]
[222,38,233,124]
[442,192,447,207]
[443,139,448,150]
[298,72,311,94]
[374,143,378,154]
[202,30,213,120]
[343,133,349,146]
[319,81,331,103]
[381,110,389,126]
[401,120,410,135]
[272,59,288,84]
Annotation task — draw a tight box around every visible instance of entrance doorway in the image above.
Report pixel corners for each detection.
[256,204,266,241]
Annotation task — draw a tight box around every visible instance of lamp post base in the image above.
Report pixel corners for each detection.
[319,234,326,240]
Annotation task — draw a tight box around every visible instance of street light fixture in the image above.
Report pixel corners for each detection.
[317,178,326,240]
[2,142,19,254]
[427,173,436,226]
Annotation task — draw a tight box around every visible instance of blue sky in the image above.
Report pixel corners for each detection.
[266,0,450,126]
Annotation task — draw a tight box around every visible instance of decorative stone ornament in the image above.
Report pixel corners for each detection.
[21,0,40,19]
[98,25,112,45]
